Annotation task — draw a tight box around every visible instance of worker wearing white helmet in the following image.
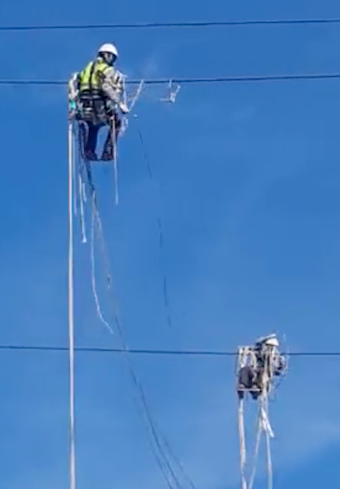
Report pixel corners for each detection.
[237,334,286,400]
[71,42,129,161]
[98,43,119,58]
[255,334,279,348]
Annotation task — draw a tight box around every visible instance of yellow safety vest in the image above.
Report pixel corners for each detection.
[78,59,111,92]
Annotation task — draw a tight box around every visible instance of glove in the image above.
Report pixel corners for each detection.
[69,100,77,119]
[119,102,129,114]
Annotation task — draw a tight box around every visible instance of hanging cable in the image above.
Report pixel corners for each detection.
[73,154,113,333]
[90,200,114,334]
[236,344,280,489]
[68,121,76,489]
[79,159,196,489]
[74,134,180,488]
[247,402,264,489]
[78,167,87,243]
[2,17,340,31]
[264,396,273,489]
[79,154,175,484]
[72,126,78,219]
[238,398,247,489]
[112,116,119,205]
[0,344,336,356]
[75,137,87,244]
[135,120,172,328]
[2,72,340,86]
[88,173,179,489]
[93,215,194,489]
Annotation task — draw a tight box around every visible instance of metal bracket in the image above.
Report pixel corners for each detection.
[160,79,181,103]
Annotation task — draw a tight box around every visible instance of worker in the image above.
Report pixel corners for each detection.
[237,334,286,400]
[254,334,286,376]
[69,43,129,161]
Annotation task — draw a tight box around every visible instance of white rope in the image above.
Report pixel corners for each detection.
[72,124,78,217]
[68,121,76,489]
[71,124,87,242]
[159,80,181,103]
[237,345,278,489]
[78,159,113,332]
[247,373,275,489]
[265,433,273,489]
[79,159,197,489]
[77,161,87,243]
[89,192,194,489]
[112,116,119,205]
[90,198,114,334]
[264,397,273,489]
[128,79,145,112]
[238,398,247,489]
[248,402,263,489]
[119,79,145,137]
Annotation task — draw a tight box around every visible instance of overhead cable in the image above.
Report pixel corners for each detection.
[1,18,340,31]
[0,344,339,356]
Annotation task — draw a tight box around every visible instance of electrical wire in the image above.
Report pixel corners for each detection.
[81,151,196,489]
[1,72,340,86]
[0,345,339,356]
[1,18,340,31]
[135,119,173,329]
[78,147,179,489]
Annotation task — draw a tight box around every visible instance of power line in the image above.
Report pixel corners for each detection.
[1,72,340,87]
[0,344,339,356]
[1,18,340,31]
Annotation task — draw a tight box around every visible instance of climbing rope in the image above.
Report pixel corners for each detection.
[67,73,198,489]
[68,75,195,488]
[237,348,277,489]
[135,120,172,328]
[238,398,247,489]
[68,121,76,489]
[76,149,195,489]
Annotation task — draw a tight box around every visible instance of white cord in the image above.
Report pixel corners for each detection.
[112,117,119,205]
[238,399,247,489]
[264,396,273,489]
[248,403,263,489]
[90,201,114,335]
[68,121,76,489]
[72,125,78,217]
[78,169,87,243]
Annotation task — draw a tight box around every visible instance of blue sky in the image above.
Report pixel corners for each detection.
[0,0,340,487]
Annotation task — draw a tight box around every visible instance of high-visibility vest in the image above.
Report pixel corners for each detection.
[78,59,111,92]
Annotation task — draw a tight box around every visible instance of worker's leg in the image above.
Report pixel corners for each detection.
[237,366,255,399]
[84,122,100,160]
[101,114,121,160]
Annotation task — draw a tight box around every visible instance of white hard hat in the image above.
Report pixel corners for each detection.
[98,43,118,58]
[265,337,279,347]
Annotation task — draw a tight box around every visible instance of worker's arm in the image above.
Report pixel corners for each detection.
[68,72,80,115]
[68,72,79,100]
[102,68,129,113]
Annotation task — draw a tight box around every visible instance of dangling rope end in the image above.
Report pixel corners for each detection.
[112,116,119,205]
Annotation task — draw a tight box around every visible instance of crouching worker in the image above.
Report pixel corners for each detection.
[69,43,129,161]
[237,334,286,401]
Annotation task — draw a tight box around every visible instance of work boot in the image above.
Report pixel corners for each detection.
[101,151,113,161]
[84,150,97,161]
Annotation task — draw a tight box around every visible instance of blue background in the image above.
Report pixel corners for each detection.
[0,0,339,487]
